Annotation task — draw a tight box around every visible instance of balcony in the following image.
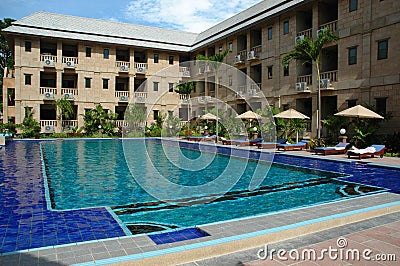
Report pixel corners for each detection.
[115,120,129,128]
[320,70,338,82]
[116,61,130,72]
[297,75,312,85]
[62,120,78,129]
[297,28,312,38]
[41,54,57,67]
[247,46,261,61]
[234,50,247,65]
[134,63,147,73]
[318,20,338,33]
[40,120,57,133]
[62,57,78,68]
[61,89,78,100]
[40,87,57,100]
[179,66,191,77]
[134,92,147,103]
[116,91,130,102]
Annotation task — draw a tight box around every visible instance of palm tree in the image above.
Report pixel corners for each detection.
[175,81,196,134]
[197,49,229,141]
[282,28,338,139]
[54,98,74,131]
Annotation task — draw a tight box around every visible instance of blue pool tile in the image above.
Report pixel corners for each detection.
[149,227,210,245]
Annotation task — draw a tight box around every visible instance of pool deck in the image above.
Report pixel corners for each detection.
[0,141,399,265]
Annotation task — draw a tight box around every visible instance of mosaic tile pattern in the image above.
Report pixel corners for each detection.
[149,227,210,245]
[0,141,126,254]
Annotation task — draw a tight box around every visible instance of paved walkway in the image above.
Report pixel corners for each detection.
[184,213,400,266]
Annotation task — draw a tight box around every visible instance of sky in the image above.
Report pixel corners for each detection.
[1,0,263,33]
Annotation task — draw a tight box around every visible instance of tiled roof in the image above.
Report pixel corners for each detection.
[4,1,304,52]
[5,11,198,52]
[192,0,304,49]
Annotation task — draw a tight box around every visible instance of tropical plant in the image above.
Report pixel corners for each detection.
[0,122,17,135]
[123,103,146,135]
[17,107,41,138]
[54,98,74,131]
[0,18,15,112]
[282,28,338,139]
[322,115,349,143]
[197,49,229,141]
[175,81,196,96]
[82,104,118,136]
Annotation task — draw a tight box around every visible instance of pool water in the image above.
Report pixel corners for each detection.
[42,139,382,233]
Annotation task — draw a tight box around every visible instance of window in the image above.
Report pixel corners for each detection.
[283,64,289,76]
[85,78,91,88]
[153,82,159,91]
[283,21,289,35]
[268,66,273,79]
[25,41,31,52]
[168,83,174,92]
[24,74,32,85]
[268,27,272,40]
[154,54,159,63]
[103,49,109,59]
[228,75,232,86]
[348,46,357,65]
[86,47,91,57]
[169,55,174,65]
[347,99,357,108]
[168,110,173,117]
[375,97,387,115]
[377,39,388,60]
[102,79,109,89]
[7,88,15,106]
[349,0,358,12]
[228,42,233,52]
[219,46,223,53]
[153,110,159,120]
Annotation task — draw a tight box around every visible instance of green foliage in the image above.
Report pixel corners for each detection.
[145,112,165,137]
[0,18,15,73]
[82,104,118,136]
[54,98,74,120]
[175,81,196,96]
[322,115,349,140]
[164,115,181,136]
[18,107,41,138]
[0,122,17,135]
[308,138,326,149]
[350,119,379,147]
[197,49,229,71]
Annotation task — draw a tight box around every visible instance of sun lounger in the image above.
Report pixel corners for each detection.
[277,140,308,151]
[314,142,351,156]
[347,144,386,159]
[257,138,286,149]
[234,137,263,146]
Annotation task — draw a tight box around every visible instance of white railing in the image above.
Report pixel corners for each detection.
[62,57,78,64]
[238,49,247,60]
[116,61,130,68]
[40,87,57,95]
[115,120,129,127]
[134,63,147,70]
[40,54,57,62]
[178,121,188,127]
[40,120,57,127]
[297,75,312,85]
[320,70,338,82]
[179,66,190,73]
[180,94,190,100]
[134,92,147,98]
[319,20,338,32]
[62,120,78,128]
[115,91,130,98]
[297,28,312,38]
[61,88,78,95]
[250,45,262,58]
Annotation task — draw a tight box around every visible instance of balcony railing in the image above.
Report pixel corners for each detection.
[238,49,247,60]
[115,91,129,98]
[40,54,58,62]
[179,66,191,76]
[320,70,338,82]
[134,63,147,73]
[297,28,312,38]
[297,75,312,85]
[40,87,57,95]
[62,120,78,128]
[180,94,190,100]
[249,45,262,59]
[40,120,57,127]
[115,120,129,127]
[61,88,78,95]
[319,20,338,32]
[134,92,147,98]
[62,57,78,64]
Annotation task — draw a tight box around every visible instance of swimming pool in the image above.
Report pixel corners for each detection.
[41,139,383,234]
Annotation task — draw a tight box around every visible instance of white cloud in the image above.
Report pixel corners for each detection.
[124,0,262,33]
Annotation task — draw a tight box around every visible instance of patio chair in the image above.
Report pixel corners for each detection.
[277,140,308,151]
[257,138,286,149]
[235,137,263,146]
[314,142,352,156]
[347,144,386,159]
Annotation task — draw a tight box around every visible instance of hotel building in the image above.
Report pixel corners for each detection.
[2,0,400,135]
